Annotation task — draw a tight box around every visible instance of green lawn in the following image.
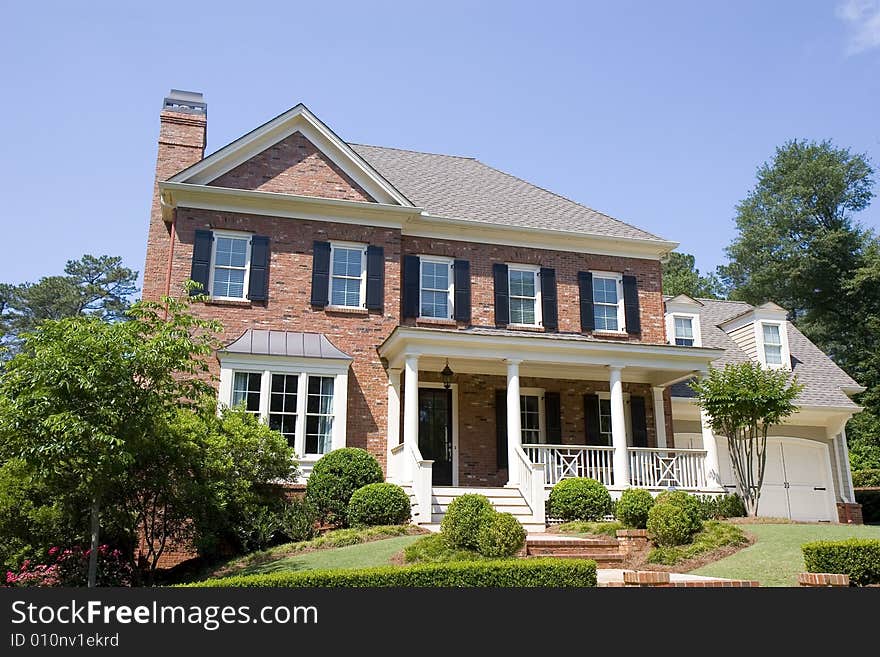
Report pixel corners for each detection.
[692,523,880,586]
[232,535,422,576]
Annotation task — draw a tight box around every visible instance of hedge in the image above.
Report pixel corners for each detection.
[802,539,880,586]
[852,469,880,488]
[185,558,598,588]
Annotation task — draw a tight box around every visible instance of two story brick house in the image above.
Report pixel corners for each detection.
[144,90,862,529]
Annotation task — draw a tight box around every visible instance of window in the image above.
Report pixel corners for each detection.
[674,316,695,346]
[420,258,453,318]
[306,376,335,455]
[598,398,613,446]
[762,323,783,366]
[520,395,541,443]
[592,274,624,332]
[232,372,261,415]
[269,374,298,447]
[211,233,251,299]
[330,243,366,307]
[509,266,541,326]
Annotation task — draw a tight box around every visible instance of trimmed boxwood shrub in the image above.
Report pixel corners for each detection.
[548,478,612,521]
[615,488,654,528]
[186,558,598,588]
[802,539,880,586]
[654,490,703,536]
[646,503,698,547]
[347,483,411,527]
[852,469,880,488]
[305,448,384,527]
[477,512,527,557]
[441,494,494,549]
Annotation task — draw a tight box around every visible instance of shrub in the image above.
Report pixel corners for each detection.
[477,513,526,558]
[234,506,281,552]
[548,478,612,521]
[5,545,133,587]
[802,539,880,586]
[654,490,703,535]
[347,483,411,527]
[615,488,654,528]
[855,489,880,524]
[852,469,880,488]
[305,448,384,527]
[278,498,318,543]
[554,521,624,537]
[647,503,698,547]
[186,558,598,588]
[693,494,747,520]
[646,521,748,565]
[441,494,494,549]
[404,534,486,564]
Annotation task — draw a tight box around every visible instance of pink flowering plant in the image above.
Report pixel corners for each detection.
[5,545,132,587]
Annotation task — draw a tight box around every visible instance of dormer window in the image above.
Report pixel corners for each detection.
[673,316,695,346]
[664,295,703,347]
[761,323,784,367]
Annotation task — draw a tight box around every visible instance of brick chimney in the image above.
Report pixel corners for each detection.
[143,90,207,302]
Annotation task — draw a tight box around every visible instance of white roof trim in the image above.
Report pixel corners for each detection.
[168,104,412,207]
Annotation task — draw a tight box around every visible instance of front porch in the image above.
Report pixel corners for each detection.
[379,326,725,529]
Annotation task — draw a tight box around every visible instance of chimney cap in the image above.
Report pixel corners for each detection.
[163,89,206,115]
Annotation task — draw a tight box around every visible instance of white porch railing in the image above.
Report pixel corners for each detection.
[628,447,707,490]
[513,445,546,524]
[524,444,615,487]
[388,443,406,482]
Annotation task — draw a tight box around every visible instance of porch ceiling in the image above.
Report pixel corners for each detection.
[378,326,723,387]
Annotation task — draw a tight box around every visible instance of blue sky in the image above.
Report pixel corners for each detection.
[1,1,878,288]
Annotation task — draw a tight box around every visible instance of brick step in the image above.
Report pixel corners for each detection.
[527,537,619,548]
[526,551,625,566]
[527,546,622,557]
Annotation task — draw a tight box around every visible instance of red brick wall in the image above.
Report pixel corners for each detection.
[401,236,667,343]
[209,132,374,202]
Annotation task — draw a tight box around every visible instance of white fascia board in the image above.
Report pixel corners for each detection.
[168,104,411,206]
[218,352,352,375]
[671,396,861,426]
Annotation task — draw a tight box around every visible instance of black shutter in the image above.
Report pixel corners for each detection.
[584,393,601,446]
[578,271,594,332]
[545,391,562,443]
[365,245,384,311]
[190,229,213,296]
[310,241,331,307]
[247,235,270,301]
[402,255,420,318]
[631,395,648,447]
[453,259,471,322]
[540,267,558,331]
[493,263,509,327]
[496,389,508,469]
[623,274,641,335]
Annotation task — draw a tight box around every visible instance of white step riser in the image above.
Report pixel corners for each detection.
[431,505,531,515]
[432,487,523,498]
[422,523,546,534]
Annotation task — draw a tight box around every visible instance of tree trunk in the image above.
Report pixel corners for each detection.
[87,497,100,588]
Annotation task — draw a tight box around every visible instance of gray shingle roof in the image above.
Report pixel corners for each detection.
[350,144,667,242]
[669,298,860,409]
[222,330,351,360]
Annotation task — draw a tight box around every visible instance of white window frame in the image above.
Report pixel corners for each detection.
[519,387,546,445]
[329,241,367,309]
[418,256,455,319]
[756,320,789,370]
[218,355,350,471]
[590,271,626,333]
[507,264,542,327]
[596,392,633,446]
[670,313,701,347]
[209,230,252,301]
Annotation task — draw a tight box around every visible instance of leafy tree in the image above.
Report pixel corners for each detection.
[662,252,723,299]
[0,296,218,586]
[691,363,802,516]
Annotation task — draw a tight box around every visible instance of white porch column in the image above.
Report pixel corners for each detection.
[386,368,401,475]
[609,366,630,488]
[402,355,419,478]
[506,359,522,486]
[700,409,724,490]
[652,386,668,449]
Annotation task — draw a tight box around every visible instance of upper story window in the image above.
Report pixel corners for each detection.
[673,316,695,346]
[592,273,624,332]
[330,242,366,308]
[420,257,454,319]
[509,265,542,326]
[211,232,252,300]
[761,323,784,366]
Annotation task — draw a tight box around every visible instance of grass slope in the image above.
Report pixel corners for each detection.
[692,523,880,586]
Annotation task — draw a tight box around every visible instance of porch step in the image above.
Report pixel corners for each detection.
[421,522,548,534]
[422,486,546,533]
[432,486,524,498]
[525,536,625,567]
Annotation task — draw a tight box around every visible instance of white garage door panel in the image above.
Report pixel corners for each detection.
[756,484,789,518]
[787,486,829,522]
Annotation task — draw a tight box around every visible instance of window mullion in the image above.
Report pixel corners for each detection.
[259,371,271,425]
[295,372,308,459]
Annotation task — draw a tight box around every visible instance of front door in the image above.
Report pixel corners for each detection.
[418,387,453,486]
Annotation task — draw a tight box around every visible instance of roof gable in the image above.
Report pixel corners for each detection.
[169,104,411,206]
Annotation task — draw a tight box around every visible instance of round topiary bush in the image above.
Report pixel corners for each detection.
[654,490,702,536]
[305,448,384,526]
[347,482,412,527]
[615,488,655,529]
[477,512,527,558]
[548,478,612,521]
[646,503,698,546]
[441,494,494,549]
